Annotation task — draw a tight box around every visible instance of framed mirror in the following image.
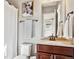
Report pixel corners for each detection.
[41,0,62,37]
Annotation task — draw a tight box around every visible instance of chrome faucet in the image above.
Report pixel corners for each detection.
[49,34,55,41]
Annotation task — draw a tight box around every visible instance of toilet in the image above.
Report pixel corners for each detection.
[14,43,32,59]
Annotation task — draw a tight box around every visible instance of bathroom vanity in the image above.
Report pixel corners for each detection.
[37,44,74,59]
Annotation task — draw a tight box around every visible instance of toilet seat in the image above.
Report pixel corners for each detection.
[14,55,29,59]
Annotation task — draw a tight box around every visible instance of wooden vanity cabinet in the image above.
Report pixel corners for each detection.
[37,44,74,59]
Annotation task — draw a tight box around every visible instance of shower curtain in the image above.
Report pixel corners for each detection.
[4,1,18,59]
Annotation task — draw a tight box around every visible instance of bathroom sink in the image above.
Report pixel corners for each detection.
[47,41,65,45]
[49,37,74,45]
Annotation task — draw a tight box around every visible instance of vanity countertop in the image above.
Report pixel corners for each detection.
[24,38,74,48]
[37,40,74,48]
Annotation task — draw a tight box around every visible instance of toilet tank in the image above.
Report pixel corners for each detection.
[20,43,32,56]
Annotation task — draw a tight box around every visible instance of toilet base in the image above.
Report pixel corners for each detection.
[14,55,29,59]
[30,56,36,59]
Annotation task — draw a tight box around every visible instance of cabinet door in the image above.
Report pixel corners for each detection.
[37,52,54,59]
[54,55,73,59]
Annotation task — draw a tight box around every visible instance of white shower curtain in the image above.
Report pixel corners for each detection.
[4,1,18,59]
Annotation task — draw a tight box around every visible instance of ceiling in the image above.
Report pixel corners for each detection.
[6,0,61,8]
[7,0,18,8]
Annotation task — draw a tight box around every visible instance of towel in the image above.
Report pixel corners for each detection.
[23,20,33,39]
[63,19,69,38]
[63,14,74,39]
[69,14,74,38]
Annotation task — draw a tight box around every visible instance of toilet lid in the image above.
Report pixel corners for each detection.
[14,55,29,59]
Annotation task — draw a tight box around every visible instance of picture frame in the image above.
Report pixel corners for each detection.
[22,1,34,17]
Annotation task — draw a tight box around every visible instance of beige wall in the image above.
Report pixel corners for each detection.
[66,0,74,14]
[7,0,18,8]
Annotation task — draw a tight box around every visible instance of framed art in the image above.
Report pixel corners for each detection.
[22,1,33,17]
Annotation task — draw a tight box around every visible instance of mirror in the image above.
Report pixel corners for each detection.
[41,0,74,39]
[41,0,62,37]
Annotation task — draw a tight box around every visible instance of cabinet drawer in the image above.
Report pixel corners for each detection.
[37,52,51,59]
[37,44,54,53]
[53,46,74,57]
